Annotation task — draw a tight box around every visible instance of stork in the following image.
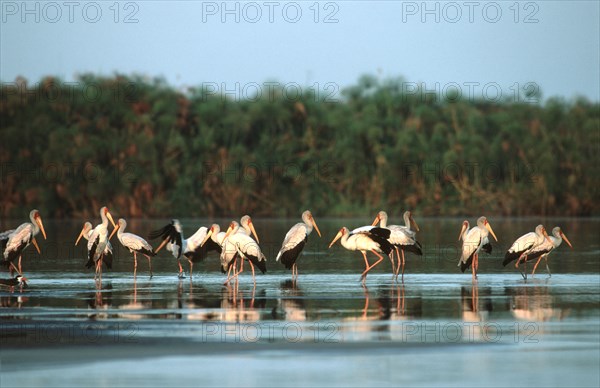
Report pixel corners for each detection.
[201,224,236,281]
[502,224,572,279]
[276,210,321,280]
[149,220,220,278]
[504,224,552,279]
[2,209,47,276]
[459,220,492,254]
[87,207,117,280]
[371,210,422,282]
[221,221,266,285]
[328,226,393,284]
[110,218,156,277]
[76,222,113,271]
[458,216,498,280]
[528,227,573,277]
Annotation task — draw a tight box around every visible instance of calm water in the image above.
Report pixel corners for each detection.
[1,217,599,387]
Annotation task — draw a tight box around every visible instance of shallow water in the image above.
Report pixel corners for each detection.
[1,217,599,387]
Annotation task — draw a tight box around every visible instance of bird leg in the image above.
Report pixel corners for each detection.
[248,260,256,285]
[361,251,370,271]
[133,252,138,276]
[545,255,552,278]
[177,260,185,278]
[226,257,245,284]
[9,262,22,276]
[515,252,528,280]
[388,250,396,279]
[360,250,384,282]
[532,255,544,278]
[188,259,194,280]
[400,249,406,283]
[145,254,153,278]
[18,256,22,274]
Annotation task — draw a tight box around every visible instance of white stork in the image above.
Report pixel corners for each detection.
[276,210,321,280]
[110,218,156,277]
[149,220,221,278]
[87,207,117,280]
[503,225,573,278]
[76,222,114,272]
[371,210,422,282]
[504,224,553,279]
[221,221,266,285]
[328,226,394,284]
[2,209,47,275]
[458,216,498,280]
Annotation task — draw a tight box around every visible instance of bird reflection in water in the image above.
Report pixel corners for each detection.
[461,284,493,341]
[0,295,28,309]
[87,282,112,320]
[341,285,422,341]
[510,285,569,322]
[117,277,154,320]
[273,279,306,321]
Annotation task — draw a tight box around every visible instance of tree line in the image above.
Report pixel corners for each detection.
[1,74,598,219]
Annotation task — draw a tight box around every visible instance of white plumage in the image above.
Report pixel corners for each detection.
[503,224,551,279]
[76,221,114,271]
[458,216,498,279]
[513,226,572,277]
[222,221,266,284]
[113,218,156,277]
[3,209,47,275]
[86,206,116,280]
[371,210,422,281]
[329,226,394,283]
[276,210,321,279]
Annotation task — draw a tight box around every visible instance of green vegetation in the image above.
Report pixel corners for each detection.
[1,74,598,218]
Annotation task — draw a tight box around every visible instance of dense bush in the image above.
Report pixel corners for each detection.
[1,74,598,218]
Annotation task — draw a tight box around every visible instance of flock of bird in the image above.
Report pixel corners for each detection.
[0,208,573,291]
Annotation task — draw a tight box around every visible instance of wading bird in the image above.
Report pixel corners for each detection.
[149,220,221,279]
[239,215,260,243]
[2,209,47,275]
[87,207,117,280]
[371,210,422,282]
[76,222,114,271]
[459,220,492,254]
[201,223,231,273]
[503,224,552,280]
[458,216,498,280]
[111,218,156,277]
[328,226,394,284]
[509,226,572,278]
[0,275,28,293]
[276,210,322,280]
[221,221,266,284]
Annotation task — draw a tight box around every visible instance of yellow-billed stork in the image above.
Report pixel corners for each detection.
[504,224,553,279]
[506,226,571,278]
[149,220,221,279]
[221,221,266,285]
[76,221,114,272]
[110,218,156,278]
[276,210,321,280]
[239,215,260,243]
[201,224,232,278]
[458,216,498,280]
[2,209,47,275]
[87,207,117,280]
[371,210,422,282]
[328,226,394,284]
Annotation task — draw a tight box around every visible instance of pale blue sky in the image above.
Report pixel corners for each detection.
[1,1,599,101]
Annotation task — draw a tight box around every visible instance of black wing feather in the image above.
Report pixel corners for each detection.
[279,237,307,269]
